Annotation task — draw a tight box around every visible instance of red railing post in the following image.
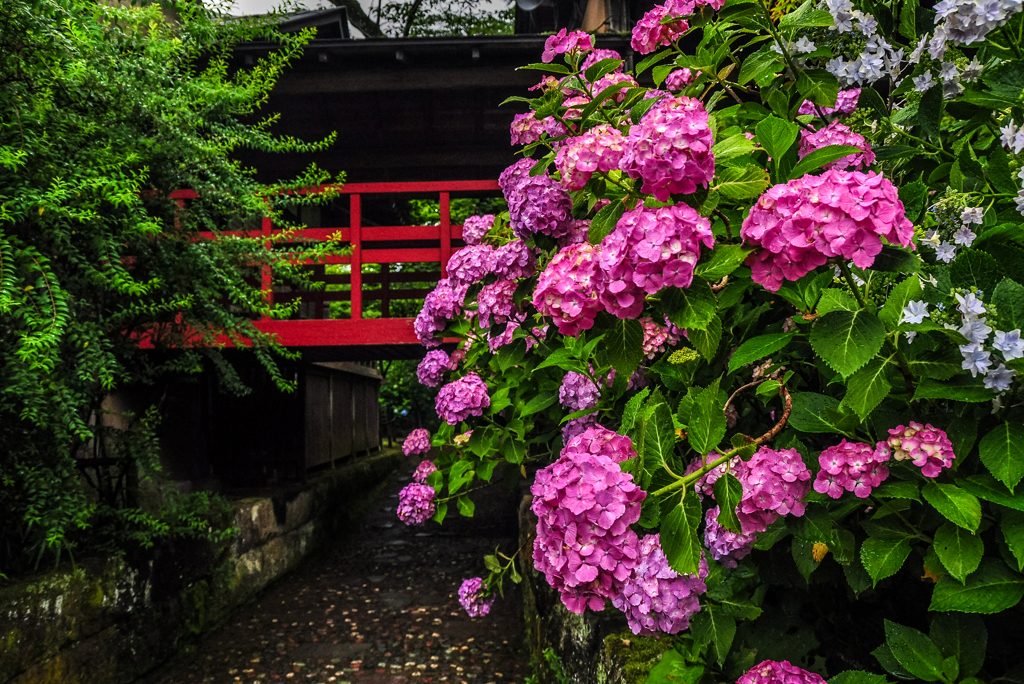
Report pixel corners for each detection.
[350,194,362,320]
[261,212,272,321]
[439,191,451,278]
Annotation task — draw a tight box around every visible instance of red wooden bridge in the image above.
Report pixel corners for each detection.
[172,180,500,359]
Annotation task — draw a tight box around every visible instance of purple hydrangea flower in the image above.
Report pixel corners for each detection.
[797,88,860,116]
[448,245,495,285]
[492,239,537,280]
[397,482,436,525]
[631,2,691,54]
[798,121,875,170]
[664,68,694,90]
[555,124,627,191]
[542,29,594,63]
[562,424,637,464]
[499,159,535,198]
[511,112,568,146]
[414,278,468,348]
[413,459,438,483]
[737,661,827,684]
[704,506,756,567]
[478,280,519,329]
[813,439,891,499]
[507,173,574,240]
[533,242,606,337]
[435,373,491,425]
[461,214,494,246]
[417,350,450,387]
[559,371,601,412]
[736,447,812,534]
[641,316,681,359]
[458,577,495,617]
[403,428,432,456]
[562,414,599,446]
[887,422,956,478]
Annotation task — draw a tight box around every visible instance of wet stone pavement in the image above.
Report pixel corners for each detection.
[144,460,530,684]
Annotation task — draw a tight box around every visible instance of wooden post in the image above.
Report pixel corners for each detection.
[350,194,362,320]
[439,191,451,278]
[261,213,273,320]
[381,263,391,318]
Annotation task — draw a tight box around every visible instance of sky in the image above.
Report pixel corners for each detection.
[230,0,333,14]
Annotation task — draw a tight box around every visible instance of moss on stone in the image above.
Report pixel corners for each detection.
[603,631,674,684]
[181,580,210,635]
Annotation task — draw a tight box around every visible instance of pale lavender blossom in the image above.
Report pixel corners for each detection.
[993,329,1024,360]
[901,300,930,324]
[960,343,993,376]
[913,72,936,91]
[956,292,986,316]
[985,363,1017,391]
[935,242,957,262]
[953,227,977,246]
[959,316,993,344]
[961,207,984,224]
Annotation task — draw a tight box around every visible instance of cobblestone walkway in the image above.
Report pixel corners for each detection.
[144,461,530,684]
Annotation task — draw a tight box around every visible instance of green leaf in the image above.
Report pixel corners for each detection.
[1002,509,1024,572]
[688,314,723,362]
[918,85,943,138]
[982,61,1024,98]
[788,144,862,179]
[534,348,587,374]
[880,276,923,330]
[589,200,626,244]
[810,309,887,378]
[620,387,651,435]
[518,62,571,74]
[950,249,1002,295]
[755,115,800,161]
[689,379,727,455]
[501,436,526,464]
[695,244,755,281]
[584,57,624,83]
[923,481,982,532]
[644,401,677,476]
[884,620,945,682]
[779,0,836,28]
[830,672,889,684]
[861,536,911,586]
[987,145,1017,194]
[959,473,1024,512]
[792,537,820,582]
[788,392,852,434]
[716,164,772,200]
[606,317,645,379]
[933,522,984,584]
[929,559,1024,613]
[727,333,795,374]
[873,480,921,501]
[520,392,558,417]
[661,492,704,576]
[712,134,758,162]
[691,605,736,668]
[873,145,923,162]
[896,180,928,224]
[817,289,860,315]
[433,500,448,524]
[457,495,475,517]
[930,613,987,678]
[913,377,993,403]
[713,473,744,533]
[840,357,893,422]
[979,422,1024,493]
[738,48,784,86]
[993,277,1024,330]
[662,280,717,330]
[898,0,918,39]
[644,650,704,684]
[796,68,839,108]
[873,644,916,680]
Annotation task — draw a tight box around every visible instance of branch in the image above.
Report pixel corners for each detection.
[327,0,386,37]
[401,0,425,38]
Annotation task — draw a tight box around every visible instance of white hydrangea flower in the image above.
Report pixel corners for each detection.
[953,227,977,247]
[901,300,930,324]
[939,61,960,82]
[959,316,993,344]
[905,331,918,343]
[856,13,878,34]
[962,57,984,81]
[1016,189,1024,216]
[928,25,949,60]
[993,329,1024,360]
[910,35,929,63]
[935,241,957,262]
[956,292,986,316]
[984,363,1016,391]
[960,343,993,377]
[793,36,817,54]
[913,72,936,91]
[960,207,984,224]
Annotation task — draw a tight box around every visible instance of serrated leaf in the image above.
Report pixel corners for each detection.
[934,522,984,584]
[606,317,645,378]
[987,145,1017,193]
[861,536,911,586]
[959,474,1024,512]
[520,392,557,417]
[792,537,820,581]
[810,309,886,378]
[873,480,921,501]
[662,492,704,576]
[923,481,982,532]
[713,473,744,533]
[979,422,1024,493]
[644,402,677,477]
[712,134,757,161]
[689,379,726,454]
[930,613,987,679]
[662,280,717,330]
[727,333,794,374]
[796,68,839,107]
[788,392,851,434]
[880,276,923,330]
[817,289,859,315]
[716,164,772,200]
[696,244,755,281]
[1002,509,1024,572]
[689,313,722,362]
[457,495,475,517]
[788,144,862,179]
[830,672,890,684]
[738,47,785,86]
[884,620,945,682]
[620,387,651,435]
[691,605,736,668]
[993,277,1024,330]
[840,357,893,422]
[589,200,626,244]
[755,115,800,161]
[433,500,448,524]
[929,559,1024,613]
[913,377,993,403]
[950,249,1002,295]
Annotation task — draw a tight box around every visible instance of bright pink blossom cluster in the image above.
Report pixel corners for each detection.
[542,29,594,63]
[492,239,536,280]
[531,430,645,613]
[592,73,639,102]
[581,49,623,72]
[664,68,694,90]
[477,280,519,329]
[738,660,827,684]
[413,459,438,483]
[599,203,714,318]
[559,371,601,412]
[554,124,627,191]
[448,245,495,285]
[397,482,436,525]
[563,425,636,464]
[403,428,432,456]
[562,415,599,446]
[813,439,891,499]
[435,373,491,425]
[611,534,708,635]
[417,349,450,387]
[704,506,756,568]
[498,158,534,196]
[414,278,468,347]
[533,242,605,336]
[620,96,715,201]
[797,89,861,117]
[507,173,575,240]
[887,423,956,478]
[457,577,495,617]
[511,111,567,146]
[740,170,914,291]
[631,1,690,54]
[461,214,494,246]
[736,447,812,534]
[798,121,875,171]
[641,316,681,359]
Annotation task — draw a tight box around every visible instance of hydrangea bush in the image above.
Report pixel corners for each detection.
[399,0,1024,680]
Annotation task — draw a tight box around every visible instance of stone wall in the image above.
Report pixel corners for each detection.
[518,495,673,684]
[0,448,404,684]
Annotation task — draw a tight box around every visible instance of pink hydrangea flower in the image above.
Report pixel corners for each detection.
[562,424,637,464]
[738,661,827,684]
[458,577,495,617]
[414,278,468,347]
[592,73,639,102]
[403,428,432,456]
[813,439,891,498]
[887,422,956,478]
[413,459,438,482]
[665,68,695,90]
[533,242,606,336]
[461,214,494,246]
[598,203,714,318]
[417,350,450,387]
[555,124,627,190]
[612,534,708,635]
[704,506,756,567]
[531,446,645,614]
[631,2,690,54]
[507,173,575,240]
[511,111,568,146]
[542,29,594,63]
[478,279,520,329]
[620,96,715,201]
[562,414,599,446]
[641,316,681,359]
[737,447,812,534]
[448,244,495,285]
[797,88,861,117]
[492,239,536,280]
[559,219,591,248]
[499,158,535,197]
[397,482,436,525]
[559,371,601,412]
[740,170,915,291]
[581,49,623,72]
[435,373,491,425]
[798,121,876,171]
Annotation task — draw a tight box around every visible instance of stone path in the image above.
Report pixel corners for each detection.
[143,460,530,684]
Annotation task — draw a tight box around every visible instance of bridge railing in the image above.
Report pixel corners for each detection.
[170,180,501,347]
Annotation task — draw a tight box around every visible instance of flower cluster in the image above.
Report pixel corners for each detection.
[542,29,594,63]
[461,214,493,246]
[413,459,438,483]
[448,245,495,285]
[641,317,681,359]
[704,507,757,568]
[631,1,691,54]
[612,534,709,635]
[477,280,519,329]
[559,371,601,412]
[824,0,904,86]
[499,158,534,197]
[931,0,1023,49]
[554,124,627,191]
[417,349,450,387]
[620,96,715,201]
[414,278,468,347]
[798,121,875,170]
[403,428,432,456]
[457,577,495,617]
[581,49,623,72]
[397,482,436,525]
[511,112,566,146]
[507,173,575,240]
[797,88,860,116]
[599,203,715,317]
[563,424,637,464]
[813,439,891,498]
[562,414,599,445]
[664,68,694,90]
[738,660,828,684]
[741,170,914,291]
[531,433,645,613]
[887,423,956,477]
[435,373,491,425]
[737,447,812,534]
[533,242,606,336]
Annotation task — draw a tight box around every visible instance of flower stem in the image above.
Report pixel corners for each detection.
[837,259,866,309]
